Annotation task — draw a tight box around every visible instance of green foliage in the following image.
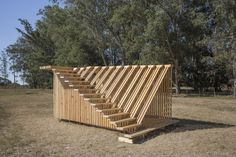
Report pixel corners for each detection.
[0,51,8,82]
[5,0,236,91]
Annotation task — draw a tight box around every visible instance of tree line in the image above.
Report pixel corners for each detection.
[4,0,236,93]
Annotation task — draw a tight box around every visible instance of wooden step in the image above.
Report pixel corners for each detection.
[85,98,107,103]
[111,118,136,127]
[106,114,130,122]
[57,73,79,76]
[77,89,96,93]
[69,84,95,89]
[65,80,90,85]
[91,103,113,109]
[103,112,129,118]
[55,70,75,73]
[72,67,79,71]
[116,123,141,131]
[122,119,178,139]
[60,76,85,80]
[80,93,102,98]
[96,108,120,114]
[97,108,120,112]
[111,118,136,124]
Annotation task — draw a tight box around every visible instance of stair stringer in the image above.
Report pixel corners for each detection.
[85,66,144,133]
[79,65,170,133]
[53,70,118,130]
[76,93,116,129]
[75,67,140,133]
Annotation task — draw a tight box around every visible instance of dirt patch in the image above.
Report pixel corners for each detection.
[0,89,235,157]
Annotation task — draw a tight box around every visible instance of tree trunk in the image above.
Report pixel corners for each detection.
[233,61,236,98]
[98,47,107,66]
[119,46,125,66]
[174,59,180,95]
[165,34,179,94]
[121,52,125,65]
[234,80,236,98]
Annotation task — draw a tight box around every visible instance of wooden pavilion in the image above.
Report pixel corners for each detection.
[40,65,176,142]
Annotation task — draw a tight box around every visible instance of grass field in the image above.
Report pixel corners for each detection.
[0,89,235,157]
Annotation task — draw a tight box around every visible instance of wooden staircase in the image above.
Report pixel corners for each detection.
[40,65,172,134]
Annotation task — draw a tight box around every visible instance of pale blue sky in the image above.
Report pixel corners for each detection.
[0,0,56,83]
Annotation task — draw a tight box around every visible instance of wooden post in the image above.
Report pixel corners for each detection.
[234,80,236,98]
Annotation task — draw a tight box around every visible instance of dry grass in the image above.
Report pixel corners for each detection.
[0,89,235,157]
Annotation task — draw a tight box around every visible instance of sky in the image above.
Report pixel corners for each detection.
[0,0,54,83]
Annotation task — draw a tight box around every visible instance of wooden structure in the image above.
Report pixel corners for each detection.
[40,65,173,134]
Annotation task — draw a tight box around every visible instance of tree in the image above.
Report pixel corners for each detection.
[66,0,123,65]
[38,5,104,66]
[6,0,236,92]
[0,51,9,84]
[7,19,55,88]
[135,0,212,94]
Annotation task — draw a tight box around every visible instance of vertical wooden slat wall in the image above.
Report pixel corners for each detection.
[41,65,173,133]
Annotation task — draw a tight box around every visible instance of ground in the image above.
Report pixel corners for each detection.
[0,89,235,157]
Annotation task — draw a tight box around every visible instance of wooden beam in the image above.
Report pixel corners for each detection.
[40,65,74,71]
[118,119,178,144]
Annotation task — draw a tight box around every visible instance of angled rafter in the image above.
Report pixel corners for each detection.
[117,66,147,109]
[124,66,155,113]
[111,66,139,104]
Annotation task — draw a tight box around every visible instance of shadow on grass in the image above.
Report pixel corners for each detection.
[170,118,234,132]
[57,117,234,144]
[137,118,235,144]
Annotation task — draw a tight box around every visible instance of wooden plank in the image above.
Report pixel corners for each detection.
[81,66,94,78]
[105,66,131,99]
[90,67,108,85]
[118,119,178,144]
[40,65,74,70]
[124,66,155,113]
[100,66,124,94]
[124,119,178,139]
[130,66,163,118]
[111,66,139,103]
[116,123,141,131]
[95,66,116,89]
[137,66,170,124]
[118,66,146,109]
[118,137,134,144]
[85,66,101,81]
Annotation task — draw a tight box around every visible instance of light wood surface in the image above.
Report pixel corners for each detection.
[41,64,173,133]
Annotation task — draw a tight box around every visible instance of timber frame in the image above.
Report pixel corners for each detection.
[40,65,173,134]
